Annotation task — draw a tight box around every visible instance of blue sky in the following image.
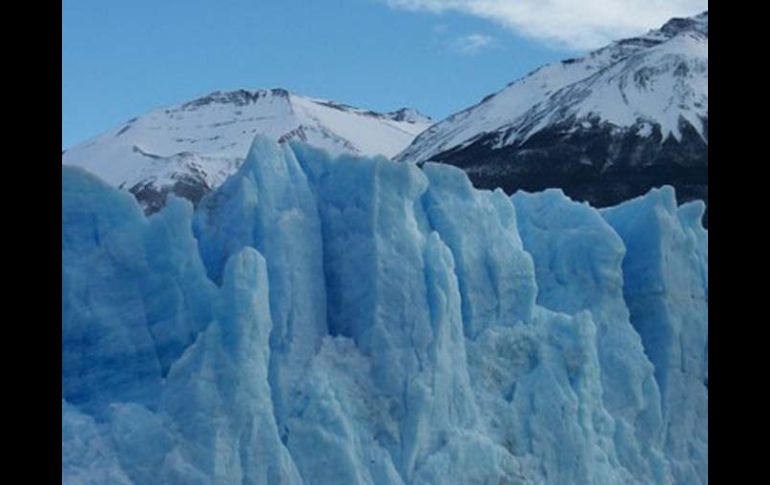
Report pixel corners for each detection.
[62,0,706,148]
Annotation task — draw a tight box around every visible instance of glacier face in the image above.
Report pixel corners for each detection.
[62,136,708,484]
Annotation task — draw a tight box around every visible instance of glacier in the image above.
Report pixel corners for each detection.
[62,136,708,484]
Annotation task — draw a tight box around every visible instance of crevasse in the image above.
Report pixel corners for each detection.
[62,136,707,484]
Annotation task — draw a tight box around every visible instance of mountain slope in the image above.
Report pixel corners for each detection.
[397,12,707,222]
[62,88,432,213]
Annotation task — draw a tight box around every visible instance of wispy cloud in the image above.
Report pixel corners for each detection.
[383,0,707,50]
[450,33,495,54]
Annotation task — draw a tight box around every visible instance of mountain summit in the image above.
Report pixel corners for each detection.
[397,12,708,222]
[62,88,432,213]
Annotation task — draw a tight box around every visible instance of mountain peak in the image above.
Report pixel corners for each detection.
[659,11,708,37]
[386,107,433,124]
[63,89,433,213]
[180,88,293,111]
[398,11,708,163]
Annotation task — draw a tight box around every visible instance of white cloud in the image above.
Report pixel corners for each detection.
[384,0,708,50]
[450,33,495,54]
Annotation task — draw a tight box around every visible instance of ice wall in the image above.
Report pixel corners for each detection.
[62,137,707,484]
[602,188,709,485]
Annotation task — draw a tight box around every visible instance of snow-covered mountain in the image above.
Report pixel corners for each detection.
[397,12,708,221]
[62,88,432,213]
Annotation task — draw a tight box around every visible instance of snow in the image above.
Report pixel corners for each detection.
[637,123,653,137]
[397,12,707,163]
[564,33,707,143]
[62,136,707,484]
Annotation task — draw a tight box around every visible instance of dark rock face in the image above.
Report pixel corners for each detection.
[427,118,708,226]
[180,89,291,111]
[386,108,432,124]
[129,175,210,215]
[661,14,708,37]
